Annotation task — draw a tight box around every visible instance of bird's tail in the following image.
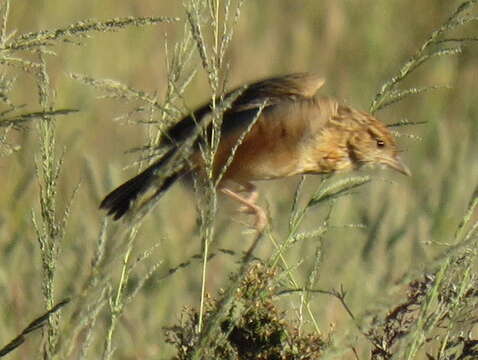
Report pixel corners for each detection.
[100,149,183,220]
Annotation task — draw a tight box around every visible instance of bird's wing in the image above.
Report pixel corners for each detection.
[230,72,325,111]
[164,73,325,145]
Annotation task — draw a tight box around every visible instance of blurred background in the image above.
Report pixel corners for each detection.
[1,0,477,358]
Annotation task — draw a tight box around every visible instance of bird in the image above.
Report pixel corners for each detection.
[100,73,410,231]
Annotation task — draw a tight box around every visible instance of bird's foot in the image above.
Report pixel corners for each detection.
[220,187,267,233]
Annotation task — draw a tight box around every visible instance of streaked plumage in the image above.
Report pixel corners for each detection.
[100,73,410,229]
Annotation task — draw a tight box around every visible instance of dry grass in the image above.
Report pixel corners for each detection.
[0,0,477,359]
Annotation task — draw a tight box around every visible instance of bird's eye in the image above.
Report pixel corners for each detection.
[376,139,385,148]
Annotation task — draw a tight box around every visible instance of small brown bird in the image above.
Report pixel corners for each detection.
[100,73,410,230]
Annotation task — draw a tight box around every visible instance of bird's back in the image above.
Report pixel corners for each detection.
[205,95,339,183]
[164,73,325,147]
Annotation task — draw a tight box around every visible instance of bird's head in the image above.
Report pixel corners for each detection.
[339,106,411,176]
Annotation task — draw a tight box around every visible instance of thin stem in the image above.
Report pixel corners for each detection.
[103,226,138,360]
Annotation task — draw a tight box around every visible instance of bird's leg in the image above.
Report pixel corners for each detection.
[220,184,267,232]
[237,182,259,212]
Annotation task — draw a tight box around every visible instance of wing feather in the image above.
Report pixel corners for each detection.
[164,73,325,146]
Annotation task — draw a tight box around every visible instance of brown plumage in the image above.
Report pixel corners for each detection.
[100,73,410,230]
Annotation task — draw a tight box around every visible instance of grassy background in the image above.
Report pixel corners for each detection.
[0,0,477,358]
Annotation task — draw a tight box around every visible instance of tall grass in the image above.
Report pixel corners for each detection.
[0,0,477,359]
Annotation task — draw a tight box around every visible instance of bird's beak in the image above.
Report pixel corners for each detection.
[383,155,411,176]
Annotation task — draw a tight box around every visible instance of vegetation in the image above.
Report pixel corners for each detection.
[0,0,477,359]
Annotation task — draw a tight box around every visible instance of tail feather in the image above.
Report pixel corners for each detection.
[100,151,181,220]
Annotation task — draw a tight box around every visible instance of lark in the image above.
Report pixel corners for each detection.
[100,73,410,231]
